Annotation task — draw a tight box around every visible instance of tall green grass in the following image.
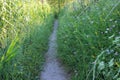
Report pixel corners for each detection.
[57,0,120,80]
[0,0,54,80]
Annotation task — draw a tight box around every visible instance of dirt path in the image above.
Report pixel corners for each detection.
[40,20,69,80]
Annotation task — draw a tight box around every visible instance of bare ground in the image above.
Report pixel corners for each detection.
[40,20,69,80]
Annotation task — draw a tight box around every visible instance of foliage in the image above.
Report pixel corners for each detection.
[47,0,74,13]
[0,0,54,80]
[57,0,120,80]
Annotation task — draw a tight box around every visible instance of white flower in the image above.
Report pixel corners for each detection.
[106,28,109,31]
[105,31,108,33]
[109,19,113,21]
[112,25,115,28]
[115,21,117,23]
[106,49,111,54]
[114,52,118,56]
[90,21,94,24]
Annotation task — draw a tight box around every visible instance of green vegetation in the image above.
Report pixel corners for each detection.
[0,0,54,80]
[0,0,120,80]
[57,0,120,80]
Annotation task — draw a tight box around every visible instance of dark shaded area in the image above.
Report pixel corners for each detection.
[54,13,58,19]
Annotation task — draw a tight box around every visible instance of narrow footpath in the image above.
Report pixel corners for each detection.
[40,20,69,80]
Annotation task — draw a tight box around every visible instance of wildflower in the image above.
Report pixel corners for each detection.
[106,28,110,31]
[106,49,110,54]
[113,36,120,44]
[74,70,77,73]
[109,19,113,21]
[86,35,89,38]
[114,52,118,56]
[115,20,117,23]
[112,25,115,28]
[110,49,114,53]
[73,52,77,55]
[101,32,104,34]
[105,31,108,33]
[90,21,94,24]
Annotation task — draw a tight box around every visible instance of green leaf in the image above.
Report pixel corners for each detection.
[109,58,114,67]
[98,61,105,70]
[117,78,120,80]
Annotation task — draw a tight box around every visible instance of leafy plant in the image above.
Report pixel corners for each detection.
[0,0,54,80]
[57,0,120,80]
